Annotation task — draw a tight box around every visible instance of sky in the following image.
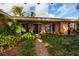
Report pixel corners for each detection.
[0,3,79,19]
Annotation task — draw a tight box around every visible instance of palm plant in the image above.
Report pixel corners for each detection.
[12,6,24,16]
[29,11,35,17]
[7,19,23,34]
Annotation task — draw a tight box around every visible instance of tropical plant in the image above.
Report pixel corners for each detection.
[12,6,24,16]
[28,11,35,17]
[7,19,25,34]
[0,19,23,54]
[21,32,35,40]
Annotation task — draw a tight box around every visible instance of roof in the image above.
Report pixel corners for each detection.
[11,16,79,22]
[0,10,79,22]
[0,9,11,18]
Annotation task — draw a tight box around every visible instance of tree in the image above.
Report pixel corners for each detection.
[7,19,26,34]
[29,11,35,17]
[12,6,24,16]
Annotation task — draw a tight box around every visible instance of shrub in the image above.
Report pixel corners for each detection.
[21,32,35,40]
[7,20,22,34]
[0,19,36,55]
[0,35,22,53]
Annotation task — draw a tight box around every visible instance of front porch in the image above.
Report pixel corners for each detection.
[19,21,79,35]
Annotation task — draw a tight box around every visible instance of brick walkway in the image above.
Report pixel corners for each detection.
[35,34,50,56]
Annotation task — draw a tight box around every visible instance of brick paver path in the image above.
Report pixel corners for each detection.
[35,34,50,56]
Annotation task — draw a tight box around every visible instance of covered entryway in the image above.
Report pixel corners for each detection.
[33,24,41,34]
[21,23,29,33]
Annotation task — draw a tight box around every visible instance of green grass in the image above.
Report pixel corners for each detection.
[41,34,79,56]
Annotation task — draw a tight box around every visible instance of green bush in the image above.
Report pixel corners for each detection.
[7,20,22,34]
[0,32,35,54]
[0,19,23,35]
[21,32,35,40]
[0,19,36,55]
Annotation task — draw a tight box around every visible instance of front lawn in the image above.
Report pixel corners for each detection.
[41,34,79,56]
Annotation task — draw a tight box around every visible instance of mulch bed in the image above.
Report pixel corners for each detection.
[2,47,20,56]
[1,40,28,56]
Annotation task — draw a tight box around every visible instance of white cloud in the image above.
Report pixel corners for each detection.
[0,3,25,15]
[0,3,57,18]
[1,3,77,19]
[24,3,36,12]
[65,17,77,19]
[56,5,69,17]
[48,14,56,18]
[8,3,25,7]
[35,4,49,17]
[0,3,37,16]
[0,4,8,12]
[35,3,56,18]
[56,4,77,18]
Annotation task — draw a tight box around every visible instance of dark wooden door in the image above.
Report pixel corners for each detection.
[33,24,41,34]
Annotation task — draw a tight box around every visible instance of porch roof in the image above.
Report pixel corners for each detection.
[0,10,78,22]
[0,9,11,18]
[11,16,79,22]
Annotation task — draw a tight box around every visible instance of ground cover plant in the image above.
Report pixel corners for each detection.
[18,40,36,56]
[41,33,79,56]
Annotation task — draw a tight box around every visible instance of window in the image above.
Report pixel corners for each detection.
[77,23,79,31]
[52,24,55,32]
[21,23,28,32]
[45,24,51,33]
[33,24,41,34]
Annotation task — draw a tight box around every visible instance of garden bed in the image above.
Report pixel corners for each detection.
[41,34,79,56]
[0,32,36,56]
[1,40,36,56]
[18,40,36,56]
[0,19,36,56]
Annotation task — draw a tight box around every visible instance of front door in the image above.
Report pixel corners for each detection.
[33,24,41,34]
[21,23,29,33]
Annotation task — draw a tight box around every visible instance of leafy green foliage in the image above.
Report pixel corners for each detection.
[0,35,20,48]
[7,20,22,34]
[0,19,35,54]
[41,34,79,56]
[0,26,12,35]
[21,32,35,40]
[28,11,35,17]
[0,19,23,35]
[12,6,24,16]
[0,32,35,54]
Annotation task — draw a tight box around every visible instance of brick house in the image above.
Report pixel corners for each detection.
[0,10,79,35]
